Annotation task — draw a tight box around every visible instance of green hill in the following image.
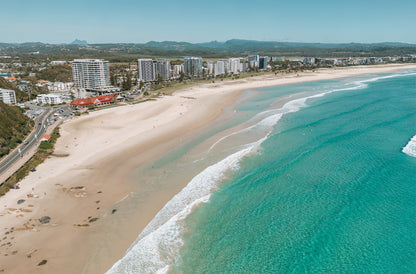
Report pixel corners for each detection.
[0,101,33,157]
[0,77,27,102]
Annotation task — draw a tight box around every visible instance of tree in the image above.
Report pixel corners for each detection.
[179,72,184,82]
[122,73,132,91]
[157,73,163,84]
[110,73,117,86]
[126,72,132,90]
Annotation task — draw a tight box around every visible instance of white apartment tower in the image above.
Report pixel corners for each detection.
[206,61,215,75]
[72,59,110,89]
[184,57,203,77]
[156,60,171,81]
[229,58,241,74]
[0,88,16,105]
[215,61,225,76]
[138,59,156,82]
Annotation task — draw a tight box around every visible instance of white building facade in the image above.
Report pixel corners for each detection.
[184,57,203,77]
[229,58,241,74]
[0,88,16,105]
[156,60,171,81]
[138,59,156,82]
[72,59,110,89]
[37,94,63,105]
[48,82,74,92]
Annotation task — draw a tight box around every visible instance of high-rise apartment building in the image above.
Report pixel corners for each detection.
[138,59,156,82]
[156,60,171,81]
[0,88,16,105]
[172,64,184,77]
[215,60,226,76]
[72,59,110,89]
[248,55,260,68]
[229,58,241,74]
[206,61,215,75]
[259,56,268,70]
[184,57,203,77]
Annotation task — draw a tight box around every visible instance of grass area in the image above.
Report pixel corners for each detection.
[132,98,156,104]
[0,127,61,196]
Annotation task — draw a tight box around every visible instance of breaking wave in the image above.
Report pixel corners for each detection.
[402,134,416,158]
[107,70,415,273]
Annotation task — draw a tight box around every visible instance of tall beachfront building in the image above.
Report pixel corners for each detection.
[156,60,171,81]
[229,58,241,74]
[248,55,260,68]
[259,56,268,70]
[0,88,16,105]
[72,59,110,89]
[215,60,226,76]
[184,57,203,77]
[138,59,156,82]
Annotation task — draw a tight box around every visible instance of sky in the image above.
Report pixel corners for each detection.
[1,0,415,44]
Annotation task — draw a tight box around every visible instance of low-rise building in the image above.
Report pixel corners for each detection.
[0,88,16,105]
[70,94,117,108]
[303,57,316,65]
[48,82,74,92]
[50,61,67,65]
[37,94,63,105]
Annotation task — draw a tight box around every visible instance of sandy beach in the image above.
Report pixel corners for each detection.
[0,64,415,273]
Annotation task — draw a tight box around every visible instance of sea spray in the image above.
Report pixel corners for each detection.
[402,134,416,157]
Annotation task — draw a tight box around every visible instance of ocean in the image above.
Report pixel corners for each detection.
[107,70,416,273]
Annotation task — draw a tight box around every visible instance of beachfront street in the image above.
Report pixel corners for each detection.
[0,107,56,182]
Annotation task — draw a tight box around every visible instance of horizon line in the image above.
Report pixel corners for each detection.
[1,39,415,46]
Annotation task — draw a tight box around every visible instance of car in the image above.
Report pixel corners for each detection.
[24,141,29,145]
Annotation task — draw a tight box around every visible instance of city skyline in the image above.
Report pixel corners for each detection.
[1,0,415,44]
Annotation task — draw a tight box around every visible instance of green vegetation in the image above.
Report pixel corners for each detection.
[0,77,27,102]
[34,64,72,82]
[2,40,416,64]
[0,127,60,196]
[0,101,33,157]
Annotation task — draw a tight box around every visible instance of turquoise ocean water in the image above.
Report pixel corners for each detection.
[108,71,416,273]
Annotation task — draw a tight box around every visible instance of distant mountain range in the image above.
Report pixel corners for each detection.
[152,39,416,49]
[1,39,415,49]
[70,39,88,45]
[0,39,415,60]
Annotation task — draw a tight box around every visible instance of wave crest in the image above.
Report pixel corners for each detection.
[402,134,416,158]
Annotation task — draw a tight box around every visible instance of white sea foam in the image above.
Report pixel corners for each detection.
[107,70,416,273]
[208,83,364,152]
[402,134,416,158]
[359,71,416,84]
[107,138,266,274]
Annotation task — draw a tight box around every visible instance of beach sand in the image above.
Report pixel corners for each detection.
[0,64,415,273]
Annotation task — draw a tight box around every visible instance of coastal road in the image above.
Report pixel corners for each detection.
[0,107,58,181]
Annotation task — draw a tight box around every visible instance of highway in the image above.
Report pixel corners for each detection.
[0,107,56,179]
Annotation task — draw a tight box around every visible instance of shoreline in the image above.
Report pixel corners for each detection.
[0,63,415,273]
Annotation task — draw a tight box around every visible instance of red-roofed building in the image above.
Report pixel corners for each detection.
[40,134,51,142]
[5,76,16,81]
[70,94,116,108]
